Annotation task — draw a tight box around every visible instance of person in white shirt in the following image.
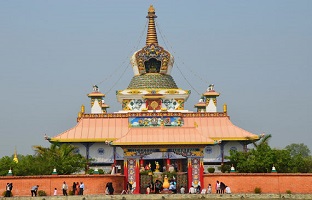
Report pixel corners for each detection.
[189,186,196,194]
[207,183,212,194]
[225,186,231,194]
[180,186,185,194]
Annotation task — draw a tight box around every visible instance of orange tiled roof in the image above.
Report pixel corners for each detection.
[184,117,259,140]
[50,118,129,142]
[113,126,214,145]
[50,114,259,143]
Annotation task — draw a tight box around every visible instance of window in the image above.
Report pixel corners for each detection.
[205,147,212,154]
[98,148,105,155]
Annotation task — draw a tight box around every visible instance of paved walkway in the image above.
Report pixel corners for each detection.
[2,194,312,200]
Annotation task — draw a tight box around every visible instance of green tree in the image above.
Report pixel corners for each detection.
[285,143,310,157]
[227,134,277,173]
[0,156,15,176]
[33,143,88,175]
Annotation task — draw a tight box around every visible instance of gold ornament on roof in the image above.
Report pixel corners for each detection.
[148,5,155,13]
[223,103,227,113]
[81,104,85,113]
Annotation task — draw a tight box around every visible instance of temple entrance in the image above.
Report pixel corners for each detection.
[139,158,189,194]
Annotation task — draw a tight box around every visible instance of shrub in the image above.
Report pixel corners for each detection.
[220,164,231,173]
[2,191,13,197]
[286,190,292,194]
[207,167,215,173]
[87,168,94,174]
[254,187,262,194]
[38,190,47,196]
[68,190,74,195]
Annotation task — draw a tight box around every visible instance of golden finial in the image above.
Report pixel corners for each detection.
[148,5,155,13]
[81,104,85,113]
[223,103,227,113]
[146,5,158,45]
[13,147,18,163]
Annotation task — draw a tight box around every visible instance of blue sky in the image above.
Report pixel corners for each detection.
[0,1,311,157]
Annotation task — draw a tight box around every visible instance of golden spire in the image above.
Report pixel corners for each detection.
[13,147,18,163]
[146,5,158,45]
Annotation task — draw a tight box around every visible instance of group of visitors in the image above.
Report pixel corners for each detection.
[215,180,231,194]
[52,181,85,196]
[72,181,85,195]
[187,180,231,194]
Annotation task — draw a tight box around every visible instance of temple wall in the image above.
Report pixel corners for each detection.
[203,173,312,194]
[1,174,312,196]
[0,175,125,196]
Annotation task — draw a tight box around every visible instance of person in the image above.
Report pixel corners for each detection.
[105,183,109,195]
[154,180,161,194]
[215,180,221,194]
[189,185,195,194]
[72,182,76,195]
[149,181,154,193]
[146,186,150,194]
[107,182,114,195]
[79,182,84,195]
[225,185,231,194]
[169,179,177,193]
[126,181,132,194]
[201,188,207,194]
[220,182,226,194]
[207,183,212,194]
[75,182,80,195]
[62,181,68,196]
[192,180,201,194]
[53,188,57,196]
[180,185,185,194]
[31,185,39,197]
[5,183,11,197]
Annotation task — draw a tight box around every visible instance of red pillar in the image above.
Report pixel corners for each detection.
[134,158,140,194]
[140,157,144,168]
[166,156,170,171]
[200,158,204,189]
[187,158,192,191]
[124,158,128,190]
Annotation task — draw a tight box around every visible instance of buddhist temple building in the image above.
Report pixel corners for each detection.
[49,5,259,193]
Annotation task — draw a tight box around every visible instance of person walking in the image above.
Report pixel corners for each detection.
[31,185,39,197]
[79,182,84,195]
[75,182,80,195]
[72,182,76,195]
[62,181,68,196]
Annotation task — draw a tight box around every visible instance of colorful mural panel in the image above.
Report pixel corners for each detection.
[129,116,183,127]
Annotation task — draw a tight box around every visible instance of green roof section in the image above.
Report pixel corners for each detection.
[127,74,178,89]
